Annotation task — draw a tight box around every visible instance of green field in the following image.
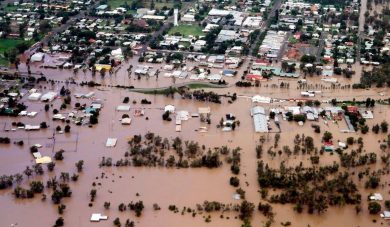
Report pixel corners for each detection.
[107,0,173,10]
[0,39,34,66]
[384,15,390,23]
[3,5,19,12]
[168,25,204,37]
[107,0,132,9]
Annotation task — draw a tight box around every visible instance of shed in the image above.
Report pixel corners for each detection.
[198,107,211,114]
[31,52,44,62]
[121,118,132,125]
[90,213,108,222]
[251,106,268,133]
[40,92,57,102]
[28,93,42,101]
[35,156,52,164]
[370,193,383,201]
[116,105,131,111]
[164,105,175,113]
[252,95,271,103]
[381,211,390,219]
[106,138,117,147]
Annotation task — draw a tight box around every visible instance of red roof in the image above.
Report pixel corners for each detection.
[347,106,358,113]
[324,141,333,146]
[246,74,267,81]
[255,59,268,63]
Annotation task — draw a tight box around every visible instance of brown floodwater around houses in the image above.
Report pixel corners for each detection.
[0,57,390,227]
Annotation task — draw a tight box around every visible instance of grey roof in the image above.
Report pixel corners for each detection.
[251,106,268,133]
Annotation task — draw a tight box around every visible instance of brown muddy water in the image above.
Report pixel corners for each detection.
[0,56,390,227]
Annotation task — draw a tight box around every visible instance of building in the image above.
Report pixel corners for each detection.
[181,14,195,22]
[251,106,269,133]
[174,9,178,26]
[193,40,207,51]
[216,30,239,43]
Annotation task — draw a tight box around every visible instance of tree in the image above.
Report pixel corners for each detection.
[75,160,84,172]
[54,150,65,161]
[361,125,369,134]
[90,114,98,124]
[346,137,354,145]
[51,190,64,204]
[322,131,333,142]
[54,217,64,226]
[113,217,121,226]
[24,166,33,178]
[331,99,337,106]
[239,200,255,220]
[39,20,52,34]
[372,124,380,134]
[381,121,388,133]
[58,204,66,214]
[230,176,240,187]
[90,189,97,201]
[368,201,381,214]
[64,125,71,133]
[30,181,44,193]
[365,98,371,108]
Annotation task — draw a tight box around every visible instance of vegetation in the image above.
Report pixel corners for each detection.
[168,25,204,37]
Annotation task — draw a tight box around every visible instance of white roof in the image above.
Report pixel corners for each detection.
[40,92,57,102]
[90,213,108,222]
[252,95,271,103]
[35,156,52,164]
[164,105,175,113]
[116,105,131,111]
[121,118,132,125]
[106,138,117,147]
[370,193,383,201]
[28,92,42,100]
[31,52,44,62]
[251,106,268,133]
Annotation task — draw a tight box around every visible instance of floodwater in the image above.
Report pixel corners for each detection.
[1,58,390,227]
[2,23,390,226]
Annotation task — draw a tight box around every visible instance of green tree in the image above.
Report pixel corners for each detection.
[368,201,381,214]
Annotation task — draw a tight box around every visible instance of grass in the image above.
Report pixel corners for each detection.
[0,39,27,53]
[384,15,390,23]
[168,25,204,37]
[107,0,132,8]
[186,83,221,89]
[0,38,35,66]
[178,41,191,47]
[107,0,173,10]
[3,5,19,12]
[136,87,179,95]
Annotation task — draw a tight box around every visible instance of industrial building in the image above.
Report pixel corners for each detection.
[250,106,269,133]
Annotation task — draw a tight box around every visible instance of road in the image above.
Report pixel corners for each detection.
[316,31,326,62]
[139,2,194,55]
[25,5,99,54]
[356,0,367,61]
[248,0,283,56]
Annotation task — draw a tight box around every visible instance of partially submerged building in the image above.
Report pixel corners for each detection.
[251,106,268,133]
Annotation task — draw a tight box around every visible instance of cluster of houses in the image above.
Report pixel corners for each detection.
[249,93,375,134]
[360,28,390,66]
